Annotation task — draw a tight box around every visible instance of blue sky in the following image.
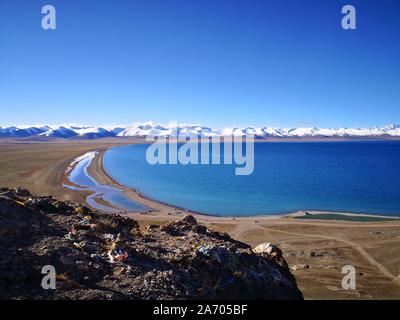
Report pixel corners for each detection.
[0,0,399,128]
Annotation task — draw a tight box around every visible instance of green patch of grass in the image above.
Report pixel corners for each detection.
[296,213,399,222]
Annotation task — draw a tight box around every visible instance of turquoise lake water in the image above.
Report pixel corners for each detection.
[103,142,400,216]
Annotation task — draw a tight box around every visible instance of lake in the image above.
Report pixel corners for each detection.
[103,141,400,216]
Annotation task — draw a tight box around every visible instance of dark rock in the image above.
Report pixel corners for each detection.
[0,187,303,300]
[179,215,197,225]
[14,188,32,197]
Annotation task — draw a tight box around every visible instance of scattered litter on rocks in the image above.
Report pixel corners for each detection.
[0,187,303,300]
[64,234,75,242]
[197,244,230,263]
[103,233,115,240]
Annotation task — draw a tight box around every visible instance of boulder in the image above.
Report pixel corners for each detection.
[253,242,282,257]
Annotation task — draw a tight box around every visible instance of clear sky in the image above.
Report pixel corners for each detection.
[0,0,399,128]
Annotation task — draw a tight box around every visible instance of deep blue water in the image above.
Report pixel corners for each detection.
[103,142,400,216]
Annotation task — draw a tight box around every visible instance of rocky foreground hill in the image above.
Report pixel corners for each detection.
[0,187,303,300]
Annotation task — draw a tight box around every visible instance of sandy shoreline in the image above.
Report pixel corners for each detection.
[78,146,399,224]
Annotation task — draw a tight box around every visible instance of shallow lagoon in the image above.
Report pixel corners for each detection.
[65,152,148,213]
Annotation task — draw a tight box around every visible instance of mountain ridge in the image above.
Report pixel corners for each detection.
[1,123,400,139]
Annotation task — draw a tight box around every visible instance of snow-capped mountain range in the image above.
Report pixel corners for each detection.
[1,123,400,139]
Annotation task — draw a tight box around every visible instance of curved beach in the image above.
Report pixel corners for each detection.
[84,147,289,223]
[77,146,399,224]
